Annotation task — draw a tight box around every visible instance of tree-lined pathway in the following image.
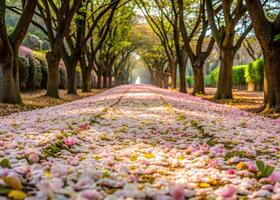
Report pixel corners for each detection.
[0,85,280,199]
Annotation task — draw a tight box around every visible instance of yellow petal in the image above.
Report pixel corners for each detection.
[8,190,27,200]
[2,177,22,190]
[144,153,155,159]
[236,162,247,170]
[198,183,211,188]
[44,170,52,178]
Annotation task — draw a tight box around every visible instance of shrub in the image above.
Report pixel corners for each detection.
[208,67,219,86]
[18,56,29,90]
[59,65,67,89]
[245,59,264,84]
[232,65,247,85]
[27,57,42,90]
[33,51,48,88]
[207,65,247,86]
[187,76,194,87]
[39,59,48,89]
[19,46,33,58]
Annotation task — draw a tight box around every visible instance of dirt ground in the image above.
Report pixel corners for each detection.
[196,88,279,119]
[0,89,104,117]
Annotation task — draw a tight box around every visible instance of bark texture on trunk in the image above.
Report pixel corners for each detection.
[215,48,234,99]
[108,75,113,88]
[245,0,280,112]
[263,47,280,111]
[0,48,22,104]
[81,70,92,92]
[97,72,102,89]
[192,66,205,95]
[66,64,77,95]
[46,52,60,98]
[170,60,177,89]
[178,63,186,93]
[0,62,18,103]
[102,73,107,89]
[155,72,163,88]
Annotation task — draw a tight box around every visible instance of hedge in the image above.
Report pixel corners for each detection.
[186,76,194,87]
[18,46,68,91]
[206,59,264,87]
[245,59,264,84]
[207,65,247,86]
[18,56,29,90]
[27,57,42,90]
[232,65,247,85]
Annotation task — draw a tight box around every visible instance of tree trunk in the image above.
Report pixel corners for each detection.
[0,52,22,104]
[245,0,280,112]
[81,70,92,92]
[103,73,107,88]
[170,60,177,89]
[96,72,102,89]
[215,48,234,99]
[192,66,205,95]
[178,63,186,93]
[0,62,17,103]
[108,75,113,88]
[163,74,168,89]
[262,46,280,111]
[66,64,77,95]
[46,52,60,98]
[157,73,163,88]
[80,60,93,92]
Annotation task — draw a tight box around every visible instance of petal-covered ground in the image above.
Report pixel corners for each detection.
[1,85,280,200]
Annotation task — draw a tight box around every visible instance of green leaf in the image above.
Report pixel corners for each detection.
[256,160,265,174]
[0,186,12,195]
[265,166,275,177]
[0,159,11,168]
[274,34,280,41]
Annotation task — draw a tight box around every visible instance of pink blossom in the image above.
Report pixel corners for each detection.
[81,190,103,200]
[28,152,40,163]
[200,143,209,152]
[74,177,95,190]
[63,137,75,147]
[170,185,185,200]
[246,149,257,158]
[0,168,10,177]
[247,162,258,173]
[269,171,280,184]
[208,159,220,168]
[227,169,235,175]
[217,185,236,198]
[19,46,33,58]
[79,124,90,131]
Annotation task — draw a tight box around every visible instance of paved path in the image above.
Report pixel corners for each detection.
[0,85,280,199]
